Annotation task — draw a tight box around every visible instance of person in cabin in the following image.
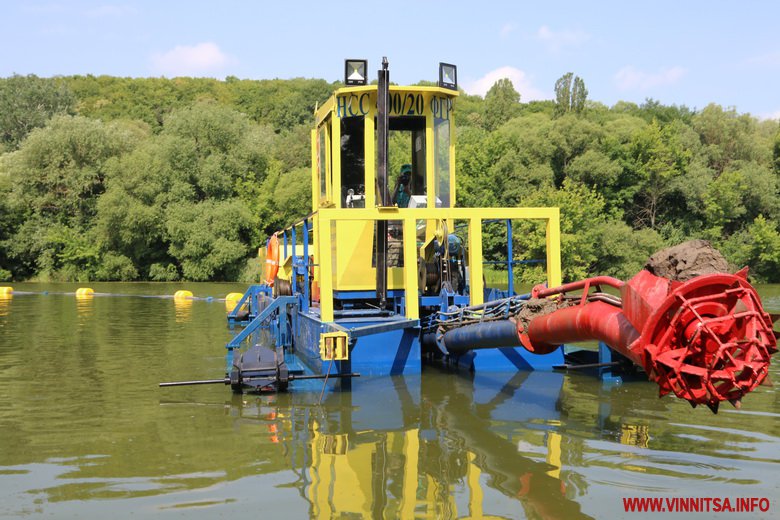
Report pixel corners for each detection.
[392,164,412,208]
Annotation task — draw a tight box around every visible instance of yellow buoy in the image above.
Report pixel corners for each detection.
[174,290,193,300]
[225,292,244,312]
[0,287,12,295]
[75,287,94,297]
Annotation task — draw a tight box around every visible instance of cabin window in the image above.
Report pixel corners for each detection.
[340,117,365,208]
[385,116,426,207]
[317,125,328,202]
[434,117,451,207]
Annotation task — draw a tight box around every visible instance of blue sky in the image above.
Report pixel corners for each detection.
[2,1,779,119]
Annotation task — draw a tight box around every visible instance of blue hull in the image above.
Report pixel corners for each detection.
[292,309,563,377]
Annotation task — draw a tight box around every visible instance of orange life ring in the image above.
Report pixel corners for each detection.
[264,234,280,285]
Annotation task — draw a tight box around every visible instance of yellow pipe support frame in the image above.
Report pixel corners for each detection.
[467,218,484,307]
[75,287,94,297]
[402,218,420,319]
[545,208,563,288]
[318,218,335,322]
[0,287,12,295]
[315,206,562,323]
[224,292,244,312]
[173,290,193,300]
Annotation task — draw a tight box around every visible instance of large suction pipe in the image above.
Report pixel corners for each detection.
[519,269,776,412]
[428,267,775,411]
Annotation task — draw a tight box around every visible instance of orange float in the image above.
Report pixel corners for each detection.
[264,234,280,286]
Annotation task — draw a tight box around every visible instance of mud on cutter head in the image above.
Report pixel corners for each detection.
[624,268,777,412]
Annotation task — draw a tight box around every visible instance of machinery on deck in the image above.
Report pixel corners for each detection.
[171,59,776,412]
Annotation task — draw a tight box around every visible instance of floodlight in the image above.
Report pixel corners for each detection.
[439,62,457,90]
[344,59,368,85]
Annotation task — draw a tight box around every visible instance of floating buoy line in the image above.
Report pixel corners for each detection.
[0,286,244,310]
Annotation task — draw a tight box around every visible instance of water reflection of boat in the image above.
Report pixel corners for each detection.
[230,371,594,519]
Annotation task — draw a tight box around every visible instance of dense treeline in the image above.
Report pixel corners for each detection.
[0,73,779,283]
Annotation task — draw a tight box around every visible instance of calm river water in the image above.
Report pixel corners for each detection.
[0,282,778,519]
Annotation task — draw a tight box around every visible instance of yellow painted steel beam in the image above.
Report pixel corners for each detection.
[312,213,319,297]
[332,115,342,208]
[403,218,419,319]
[545,208,562,287]
[324,122,332,205]
[311,129,318,214]
[314,96,335,125]
[318,206,560,221]
[467,218,484,306]
[319,217,334,322]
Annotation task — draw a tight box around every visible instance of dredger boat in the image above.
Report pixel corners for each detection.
[164,59,776,413]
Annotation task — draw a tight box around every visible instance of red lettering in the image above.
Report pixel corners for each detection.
[624,497,665,512]
[622,495,769,513]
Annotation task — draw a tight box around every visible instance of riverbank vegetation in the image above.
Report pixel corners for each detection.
[1,74,779,283]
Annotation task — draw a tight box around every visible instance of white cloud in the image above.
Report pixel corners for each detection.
[499,23,516,40]
[151,42,234,77]
[463,66,549,101]
[536,25,590,51]
[760,109,780,121]
[614,66,686,91]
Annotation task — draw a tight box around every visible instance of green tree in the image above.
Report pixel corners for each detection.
[0,74,75,150]
[638,98,693,124]
[482,79,521,131]
[718,215,780,282]
[554,73,588,116]
[513,180,611,282]
[692,104,767,173]
[547,113,602,185]
[165,200,254,281]
[2,116,142,279]
[487,113,556,205]
[96,102,270,280]
[455,126,498,207]
[626,120,691,229]
[0,170,17,280]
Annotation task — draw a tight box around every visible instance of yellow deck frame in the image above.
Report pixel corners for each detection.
[314,206,561,322]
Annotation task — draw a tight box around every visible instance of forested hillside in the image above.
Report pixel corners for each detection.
[1,73,779,283]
